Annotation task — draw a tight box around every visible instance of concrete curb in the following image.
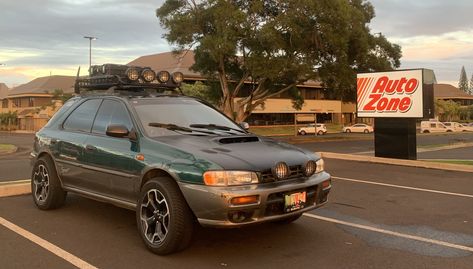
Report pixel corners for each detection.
[320,152,473,173]
[0,180,31,198]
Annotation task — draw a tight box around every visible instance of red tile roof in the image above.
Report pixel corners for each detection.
[433,84,473,99]
[8,75,75,96]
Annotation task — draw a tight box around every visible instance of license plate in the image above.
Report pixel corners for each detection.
[284,191,306,212]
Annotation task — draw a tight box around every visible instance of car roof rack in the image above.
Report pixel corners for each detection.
[74,64,185,96]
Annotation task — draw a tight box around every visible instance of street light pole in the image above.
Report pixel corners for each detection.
[83,36,97,72]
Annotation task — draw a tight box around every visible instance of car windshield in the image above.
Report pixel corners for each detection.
[131,97,244,137]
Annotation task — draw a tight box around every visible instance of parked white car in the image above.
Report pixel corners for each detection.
[442,122,472,132]
[298,123,327,135]
[342,123,373,133]
[420,121,453,133]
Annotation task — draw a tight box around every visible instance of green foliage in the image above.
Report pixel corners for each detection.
[52,89,73,103]
[434,99,465,121]
[469,74,473,95]
[180,81,221,106]
[157,0,401,121]
[458,66,469,93]
[0,111,17,125]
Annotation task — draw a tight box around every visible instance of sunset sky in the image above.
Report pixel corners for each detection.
[1,0,472,88]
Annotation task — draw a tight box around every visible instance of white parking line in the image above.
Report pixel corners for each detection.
[303,213,473,253]
[0,217,98,269]
[333,176,473,198]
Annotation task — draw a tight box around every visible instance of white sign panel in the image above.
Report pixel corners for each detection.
[357,70,423,118]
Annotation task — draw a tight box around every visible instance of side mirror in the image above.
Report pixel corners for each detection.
[239,122,250,131]
[106,124,129,138]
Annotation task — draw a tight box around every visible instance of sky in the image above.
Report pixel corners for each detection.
[0,0,472,88]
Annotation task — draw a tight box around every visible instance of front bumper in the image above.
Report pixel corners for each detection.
[178,171,331,227]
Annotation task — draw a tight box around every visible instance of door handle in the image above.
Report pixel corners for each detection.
[85,145,97,151]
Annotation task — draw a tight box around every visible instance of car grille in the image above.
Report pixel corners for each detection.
[259,165,304,183]
[264,186,317,216]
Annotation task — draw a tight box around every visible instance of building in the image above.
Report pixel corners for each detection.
[433,84,473,106]
[0,76,75,131]
[128,51,356,126]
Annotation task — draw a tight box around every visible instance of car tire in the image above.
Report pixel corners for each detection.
[300,131,306,136]
[423,130,430,133]
[272,213,302,224]
[317,130,324,135]
[364,129,369,134]
[136,177,194,255]
[31,156,67,210]
[345,129,351,133]
[446,130,452,133]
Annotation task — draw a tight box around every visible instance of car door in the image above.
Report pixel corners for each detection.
[55,98,102,189]
[82,99,143,202]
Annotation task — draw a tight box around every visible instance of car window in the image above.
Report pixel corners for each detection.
[430,123,436,128]
[92,99,133,134]
[444,123,451,126]
[63,99,102,133]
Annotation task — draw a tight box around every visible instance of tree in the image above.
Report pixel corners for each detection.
[180,81,221,106]
[469,74,473,95]
[458,66,468,93]
[157,0,402,122]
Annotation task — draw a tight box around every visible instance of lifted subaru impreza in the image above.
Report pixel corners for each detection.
[31,64,331,255]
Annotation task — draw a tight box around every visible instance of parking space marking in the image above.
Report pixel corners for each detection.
[333,176,473,198]
[303,213,473,253]
[0,217,98,269]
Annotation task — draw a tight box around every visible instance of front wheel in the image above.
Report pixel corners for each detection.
[317,130,324,135]
[300,130,306,136]
[136,177,194,255]
[345,129,351,133]
[364,129,369,134]
[31,156,67,210]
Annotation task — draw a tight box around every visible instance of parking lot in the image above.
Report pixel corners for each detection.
[1,154,472,268]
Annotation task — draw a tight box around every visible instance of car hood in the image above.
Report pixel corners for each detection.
[152,135,318,171]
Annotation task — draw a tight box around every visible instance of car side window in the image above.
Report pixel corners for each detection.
[92,99,133,135]
[63,99,102,132]
[430,123,436,128]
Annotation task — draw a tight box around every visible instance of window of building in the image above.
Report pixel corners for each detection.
[28,97,34,107]
[92,100,133,134]
[2,99,8,108]
[13,99,20,107]
[63,99,102,133]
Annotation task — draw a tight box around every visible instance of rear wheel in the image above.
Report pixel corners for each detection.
[364,129,369,134]
[31,156,67,210]
[345,129,351,133]
[317,130,324,135]
[136,177,194,255]
[423,130,430,133]
[300,130,306,136]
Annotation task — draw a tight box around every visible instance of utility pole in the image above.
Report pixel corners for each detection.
[83,36,97,73]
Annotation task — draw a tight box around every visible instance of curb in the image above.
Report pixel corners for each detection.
[0,180,31,198]
[320,152,473,173]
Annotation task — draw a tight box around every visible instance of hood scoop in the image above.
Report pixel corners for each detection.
[218,136,260,144]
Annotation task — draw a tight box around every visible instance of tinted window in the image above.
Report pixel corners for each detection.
[92,100,133,134]
[63,99,102,132]
[430,123,436,128]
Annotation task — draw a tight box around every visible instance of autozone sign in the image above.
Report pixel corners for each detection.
[357,70,423,118]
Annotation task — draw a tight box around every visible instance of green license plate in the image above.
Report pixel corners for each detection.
[284,191,307,212]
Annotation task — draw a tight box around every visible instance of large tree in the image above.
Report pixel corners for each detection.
[459,66,469,93]
[157,0,401,122]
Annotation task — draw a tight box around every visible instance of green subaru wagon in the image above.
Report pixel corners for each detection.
[31,64,331,255]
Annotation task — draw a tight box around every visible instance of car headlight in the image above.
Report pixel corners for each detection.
[203,171,259,186]
[316,158,324,173]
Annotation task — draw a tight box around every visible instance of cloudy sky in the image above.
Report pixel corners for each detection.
[0,0,472,88]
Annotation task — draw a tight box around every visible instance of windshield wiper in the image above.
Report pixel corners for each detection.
[189,124,246,134]
[148,122,216,135]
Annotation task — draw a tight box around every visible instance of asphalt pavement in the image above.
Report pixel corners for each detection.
[0,158,472,268]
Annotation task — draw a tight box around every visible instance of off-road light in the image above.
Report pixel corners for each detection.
[126,67,140,81]
[172,72,184,83]
[304,160,317,177]
[157,71,170,83]
[272,162,289,180]
[141,69,156,82]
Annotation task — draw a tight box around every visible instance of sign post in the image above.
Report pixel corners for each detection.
[357,69,435,160]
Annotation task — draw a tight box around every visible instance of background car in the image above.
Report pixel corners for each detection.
[298,123,327,135]
[420,121,453,133]
[342,123,373,133]
[442,122,472,132]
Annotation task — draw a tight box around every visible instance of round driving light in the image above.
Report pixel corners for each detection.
[304,160,316,176]
[126,67,140,81]
[272,162,289,180]
[172,72,184,83]
[141,69,156,82]
[157,71,170,83]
